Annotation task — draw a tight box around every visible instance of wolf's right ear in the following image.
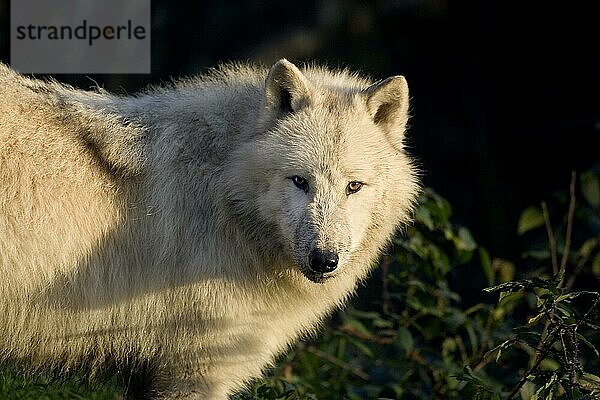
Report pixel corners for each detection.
[264,59,311,118]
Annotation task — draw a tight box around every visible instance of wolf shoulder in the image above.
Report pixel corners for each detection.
[0,63,265,178]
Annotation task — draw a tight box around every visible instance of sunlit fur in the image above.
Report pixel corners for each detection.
[0,60,419,399]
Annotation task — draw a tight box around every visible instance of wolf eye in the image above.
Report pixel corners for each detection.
[346,181,364,195]
[290,175,309,193]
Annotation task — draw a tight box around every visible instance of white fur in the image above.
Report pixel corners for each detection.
[0,60,419,398]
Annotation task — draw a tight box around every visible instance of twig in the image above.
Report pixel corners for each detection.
[509,294,560,399]
[559,171,577,287]
[580,292,599,325]
[338,325,394,344]
[454,335,470,365]
[542,201,559,275]
[560,329,576,400]
[306,346,370,381]
[507,331,558,399]
[404,310,426,326]
[471,338,517,372]
[467,308,495,373]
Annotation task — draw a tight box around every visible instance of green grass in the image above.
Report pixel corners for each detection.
[0,367,123,400]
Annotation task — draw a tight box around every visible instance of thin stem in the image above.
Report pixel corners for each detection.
[338,325,393,344]
[454,334,470,365]
[306,346,370,380]
[507,332,558,400]
[560,330,575,400]
[542,201,559,275]
[580,292,599,324]
[559,171,577,287]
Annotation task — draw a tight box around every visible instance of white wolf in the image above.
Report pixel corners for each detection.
[0,59,419,398]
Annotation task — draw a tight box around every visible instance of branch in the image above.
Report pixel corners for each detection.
[541,201,559,275]
[559,171,577,287]
[560,329,576,400]
[507,331,558,400]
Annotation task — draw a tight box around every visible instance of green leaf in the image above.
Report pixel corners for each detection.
[443,337,457,354]
[581,170,600,208]
[343,319,373,337]
[498,291,513,303]
[517,207,545,235]
[554,303,573,319]
[464,303,485,316]
[431,190,453,222]
[348,337,374,358]
[397,327,414,352]
[539,358,560,371]
[579,373,600,391]
[495,339,514,363]
[414,206,435,230]
[457,227,477,251]
[429,244,451,273]
[446,309,467,329]
[555,293,576,303]
[406,279,427,290]
[531,372,558,400]
[485,280,527,294]
[514,329,541,347]
[454,366,500,399]
[592,253,600,277]
[372,317,393,329]
[527,312,545,325]
[577,333,599,357]
[555,290,596,304]
[496,259,516,283]
[485,277,558,294]
[522,249,551,260]
[519,381,536,400]
[578,237,598,259]
[479,248,494,286]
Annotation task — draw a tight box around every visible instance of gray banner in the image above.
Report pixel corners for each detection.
[11,0,151,74]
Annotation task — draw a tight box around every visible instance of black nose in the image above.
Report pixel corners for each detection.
[309,249,339,273]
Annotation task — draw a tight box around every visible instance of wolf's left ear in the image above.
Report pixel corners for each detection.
[362,76,409,148]
[264,59,311,118]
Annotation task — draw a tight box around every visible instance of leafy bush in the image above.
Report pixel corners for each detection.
[238,168,600,400]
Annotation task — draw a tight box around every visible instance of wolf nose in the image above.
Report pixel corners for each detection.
[309,249,339,274]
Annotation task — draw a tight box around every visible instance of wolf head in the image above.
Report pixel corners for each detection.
[227,59,419,284]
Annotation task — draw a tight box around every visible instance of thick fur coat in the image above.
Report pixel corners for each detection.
[0,59,419,398]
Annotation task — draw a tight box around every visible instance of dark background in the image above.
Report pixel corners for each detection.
[0,0,598,261]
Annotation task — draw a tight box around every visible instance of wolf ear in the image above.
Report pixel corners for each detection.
[264,59,311,118]
[362,76,409,148]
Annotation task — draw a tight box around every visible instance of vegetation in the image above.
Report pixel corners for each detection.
[2,168,599,399]
[237,168,600,400]
[0,365,121,400]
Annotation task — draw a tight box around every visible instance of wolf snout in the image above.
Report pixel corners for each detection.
[308,249,339,274]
